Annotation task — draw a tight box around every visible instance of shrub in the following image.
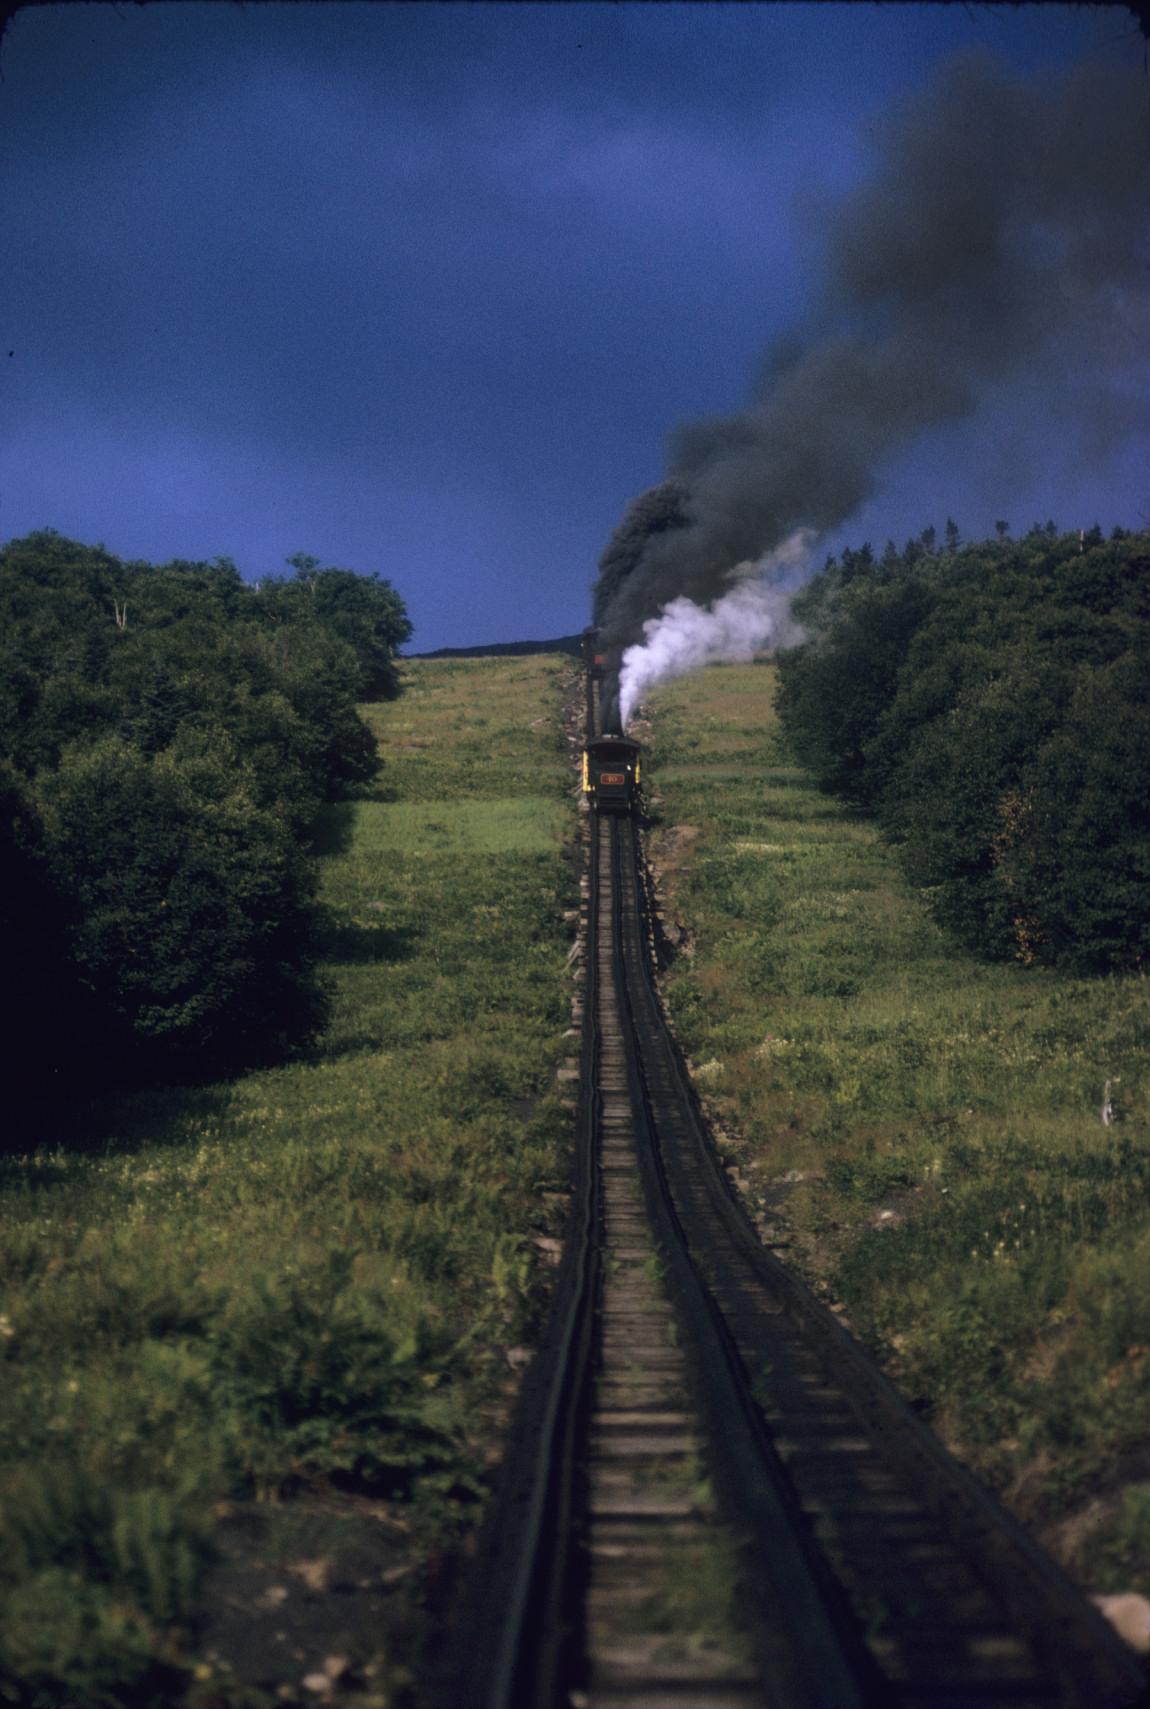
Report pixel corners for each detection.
[35,735,327,1077]
[211,1253,474,1499]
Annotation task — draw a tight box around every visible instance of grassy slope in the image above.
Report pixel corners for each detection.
[642,662,1150,1594]
[0,655,578,1707]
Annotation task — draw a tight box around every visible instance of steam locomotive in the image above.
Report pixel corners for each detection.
[583,732,641,814]
[581,628,641,813]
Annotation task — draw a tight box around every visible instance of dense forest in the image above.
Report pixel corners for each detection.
[0,531,410,1093]
[776,523,1150,974]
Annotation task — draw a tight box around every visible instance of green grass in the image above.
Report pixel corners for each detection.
[364,655,575,802]
[642,662,1150,1590]
[0,654,579,1707]
[336,797,566,855]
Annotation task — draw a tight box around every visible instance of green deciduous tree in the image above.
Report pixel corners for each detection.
[0,763,90,1094]
[993,649,1150,971]
[776,526,1150,973]
[35,735,328,1075]
[262,556,412,700]
[776,573,936,804]
[0,528,409,1087]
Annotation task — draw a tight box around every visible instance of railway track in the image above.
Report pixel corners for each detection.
[438,690,1147,1709]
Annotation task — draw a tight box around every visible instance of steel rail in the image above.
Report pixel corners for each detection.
[437,814,603,1708]
[607,815,885,1707]
[613,812,1148,1709]
[437,662,1147,1708]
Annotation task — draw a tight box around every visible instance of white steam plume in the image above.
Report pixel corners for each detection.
[617,529,813,728]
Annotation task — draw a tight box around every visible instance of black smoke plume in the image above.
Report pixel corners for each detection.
[594,53,1150,727]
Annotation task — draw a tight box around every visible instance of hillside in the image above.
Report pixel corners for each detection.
[642,660,1150,1604]
[406,632,584,661]
[0,653,581,1707]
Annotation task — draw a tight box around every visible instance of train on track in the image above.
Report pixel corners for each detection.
[582,732,641,814]
[581,626,642,814]
[437,660,1149,1709]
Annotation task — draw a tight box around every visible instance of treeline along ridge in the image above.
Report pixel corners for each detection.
[776,523,1150,974]
[1,531,411,1091]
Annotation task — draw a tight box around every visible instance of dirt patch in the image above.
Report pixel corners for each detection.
[643,824,701,960]
[1028,1445,1150,1564]
[1038,1488,1121,1574]
[649,823,701,877]
[193,1492,430,1704]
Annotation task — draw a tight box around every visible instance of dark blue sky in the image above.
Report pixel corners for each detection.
[2,4,1145,650]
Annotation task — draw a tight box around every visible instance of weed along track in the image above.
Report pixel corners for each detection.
[441,708,1147,1708]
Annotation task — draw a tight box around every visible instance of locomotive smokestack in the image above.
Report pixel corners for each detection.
[594,51,1150,724]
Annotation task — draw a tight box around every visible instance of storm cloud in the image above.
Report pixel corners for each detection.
[3,10,1145,651]
[595,52,1150,716]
